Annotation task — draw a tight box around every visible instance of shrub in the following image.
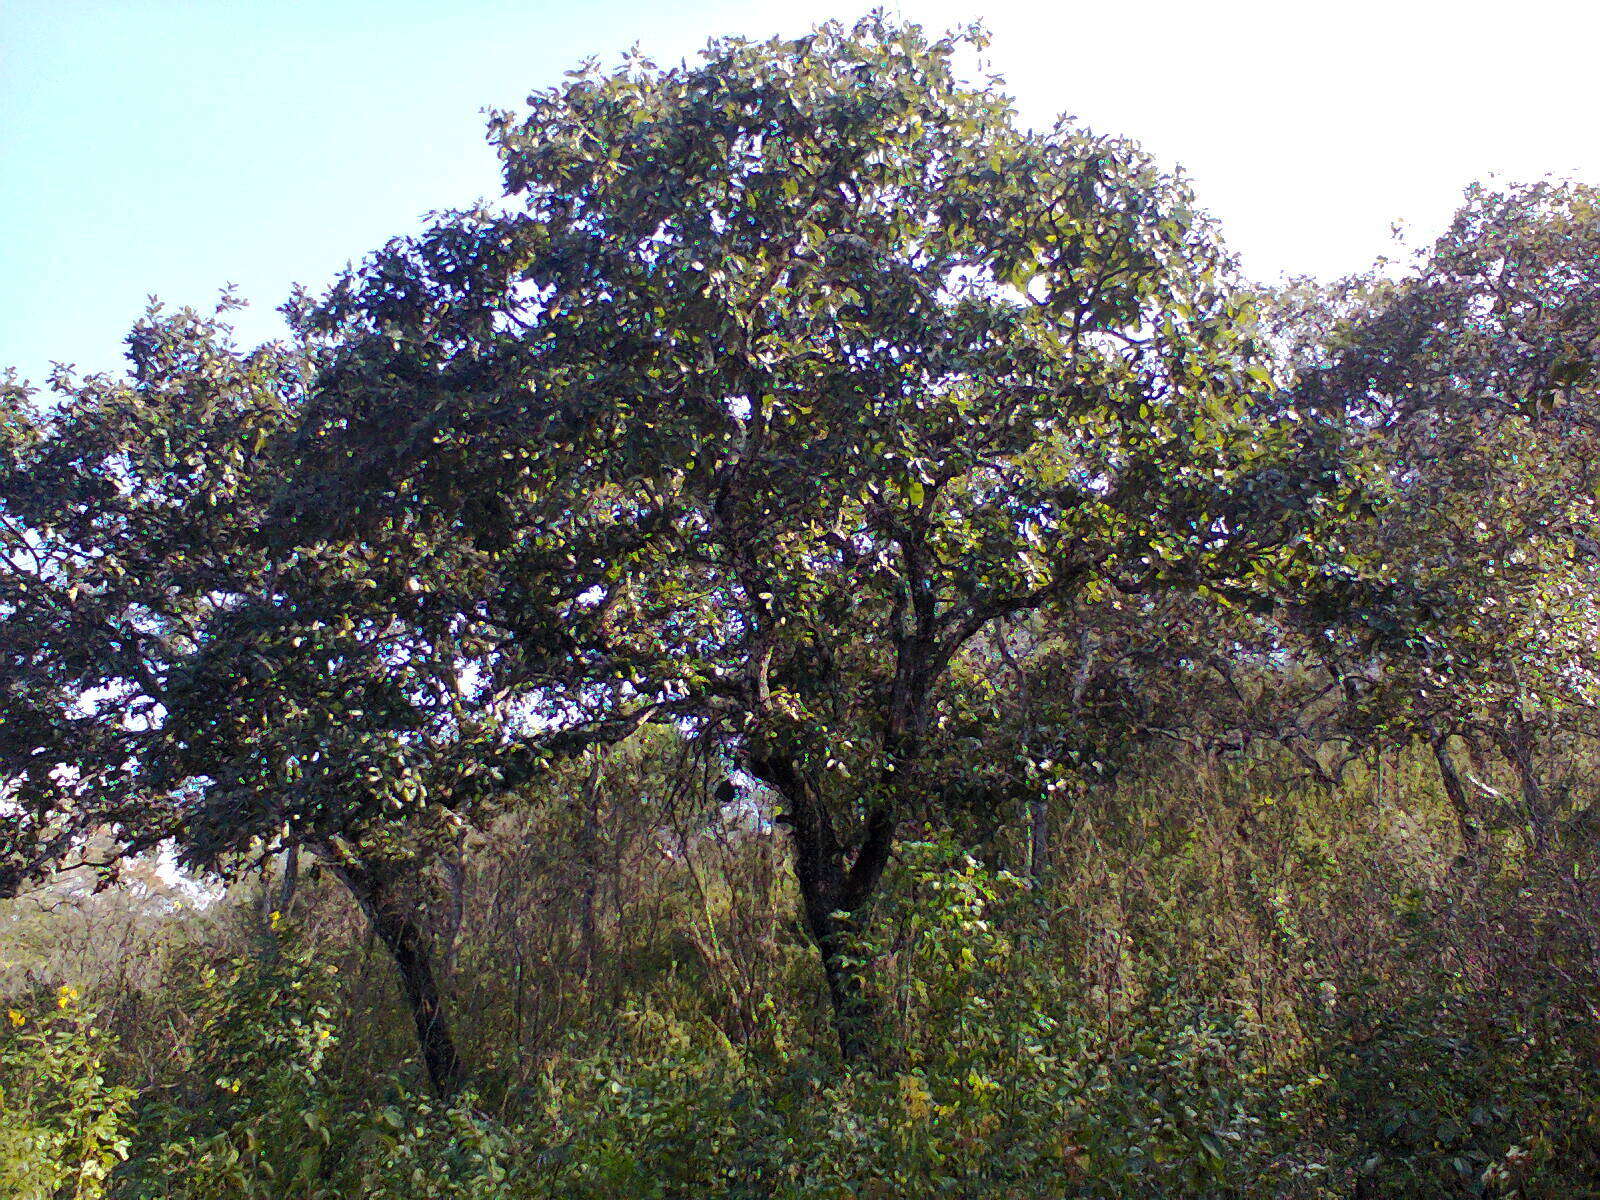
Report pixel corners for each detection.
[0,986,134,1200]
[120,921,347,1199]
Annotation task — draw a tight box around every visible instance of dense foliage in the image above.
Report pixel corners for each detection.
[3,16,1599,1198]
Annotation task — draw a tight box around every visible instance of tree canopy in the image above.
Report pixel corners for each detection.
[258,16,1349,1055]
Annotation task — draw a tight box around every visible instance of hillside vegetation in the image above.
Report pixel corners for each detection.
[3,18,1598,1198]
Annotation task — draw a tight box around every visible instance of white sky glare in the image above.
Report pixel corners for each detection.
[3,0,1597,385]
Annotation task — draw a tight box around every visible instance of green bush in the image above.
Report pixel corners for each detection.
[0,987,134,1200]
[1330,922,1600,1197]
[120,923,348,1199]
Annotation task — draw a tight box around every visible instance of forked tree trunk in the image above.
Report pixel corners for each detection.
[324,852,465,1096]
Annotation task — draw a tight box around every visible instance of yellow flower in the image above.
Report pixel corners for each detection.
[6,1009,23,1027]
[899,1074,933,1122]
[268,910,282,930]
[56,985,79,1010]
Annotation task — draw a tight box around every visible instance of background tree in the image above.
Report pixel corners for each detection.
[0,302,292,896]
[0,301,597,1094]
[1282,181,1600,852]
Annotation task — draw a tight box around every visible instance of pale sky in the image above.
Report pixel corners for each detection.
[3,0,1597,386]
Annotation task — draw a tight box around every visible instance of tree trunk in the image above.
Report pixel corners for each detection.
[752,753,889,1062]
[812,908,877,1061]
[277,843,300,914]
[326,853,465,1096]
[578,750,603,982]
[1027,797,1050,881]
[1429,732,1480,854]
[1488,713,1550,852]
[440,842,466,983]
